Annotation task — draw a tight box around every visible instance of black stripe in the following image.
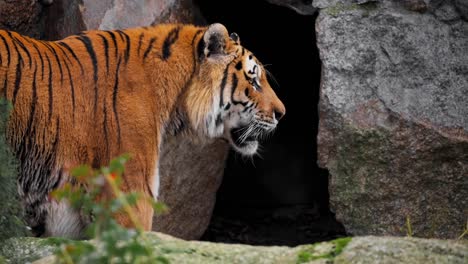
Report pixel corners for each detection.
[105,31,119,59]
[54,42,77,109]
[45,43,64,86]
[243,71,252,81]
[29,41,45,80]
[162,26,181,60]
[11,35,32,68]
[197,32,205,61]
[9,33,23,69]
[231,73,239,96]
[55,43,73,66]
[116,30,125,42]
[24,65,38,141]
[143,37,157,60]
[235,61,242,70]
[61,54,76,115]
[113,57,122,145]
[11,55,22,105]
[219,67,229,107]
[0,34,11,67]
[215,113,222,126]
[191,29,203,64]
[2,77,7,98]
[10,33,24,105]
[77,35,98,114]
[192,29,203,46]
[58,42,84,75]
[50,119,60,167]
[137,33,144,56]
[230,73,248,106]
[98,34,110,76]
[46,56,53,121]
[103,99,109,159]
[7,31,31,67]
[242,47,245,56]
[116,30,130,64]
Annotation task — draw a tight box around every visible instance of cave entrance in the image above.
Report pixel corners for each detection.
[195,0,345,246]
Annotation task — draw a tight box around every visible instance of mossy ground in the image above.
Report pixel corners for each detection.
[2,234,467,264]
[297,237,351,263]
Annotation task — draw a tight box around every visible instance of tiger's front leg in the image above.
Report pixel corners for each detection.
[109,152,159,231]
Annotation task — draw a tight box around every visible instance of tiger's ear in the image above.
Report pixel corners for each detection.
[203,23,229,58]
[230,32,240,45]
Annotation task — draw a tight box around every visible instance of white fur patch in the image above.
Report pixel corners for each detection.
[152,133,163,200]
[152,164,160,200]
[151,133,164,200]
[205,91,224,138]
[45,199,86,239]
[245,56,261,78]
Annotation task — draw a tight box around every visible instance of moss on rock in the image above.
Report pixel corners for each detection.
[2,233,467,264]
[297,237,351,263]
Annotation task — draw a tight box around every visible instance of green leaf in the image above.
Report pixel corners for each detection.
[71,165,91,179]
[151,201,169,215]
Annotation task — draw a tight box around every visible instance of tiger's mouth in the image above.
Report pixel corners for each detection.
[228,126,260,156]
[226,120,276,156]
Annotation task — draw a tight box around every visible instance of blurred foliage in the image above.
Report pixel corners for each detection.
[0,98,30,240]
[51,154,169,264]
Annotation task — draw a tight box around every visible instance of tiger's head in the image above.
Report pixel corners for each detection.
[187,23,285,156]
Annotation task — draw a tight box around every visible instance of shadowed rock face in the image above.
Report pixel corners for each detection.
[0,0,43,38]
[156,136,229,239]
[315,1,468,238]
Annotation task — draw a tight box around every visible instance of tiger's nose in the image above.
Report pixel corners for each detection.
[273,105,285,121]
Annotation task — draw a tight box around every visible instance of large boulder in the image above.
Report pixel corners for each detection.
[315,1,468,238]
[2,0,228,240]
[156,136,229,239]
[1,234,467,264]
[0,0,44,38]
[41,0,205,39]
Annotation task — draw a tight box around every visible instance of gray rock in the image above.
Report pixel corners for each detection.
[454,0,468,20]
[335,236,468,264]
[313,0,376,9]
[41,0,205,40]
[155,136,229,239]
[316,2,468,238]
[265,0,317,15]
[81,0,204,30]
[0,0,43,39]
[1,234,466,264]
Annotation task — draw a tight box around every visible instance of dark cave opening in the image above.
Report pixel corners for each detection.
[196,0,345,246]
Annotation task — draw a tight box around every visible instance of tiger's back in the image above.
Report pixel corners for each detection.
[0,23,285,238]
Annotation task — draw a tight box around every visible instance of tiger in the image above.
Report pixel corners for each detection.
[0,23,285,238]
